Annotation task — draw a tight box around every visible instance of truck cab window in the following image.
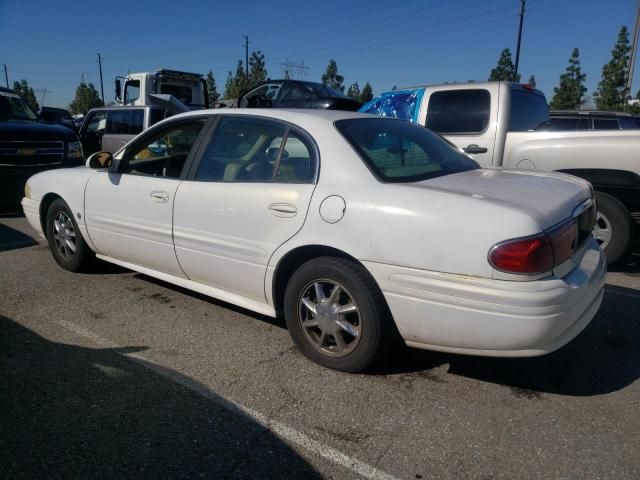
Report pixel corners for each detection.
[124,80,140,104]
[426,89,490,134]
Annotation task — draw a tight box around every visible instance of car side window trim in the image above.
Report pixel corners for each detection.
[184,114,320,185]
[113,115,214,179]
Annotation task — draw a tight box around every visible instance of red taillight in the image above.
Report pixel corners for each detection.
[489,234,553,274]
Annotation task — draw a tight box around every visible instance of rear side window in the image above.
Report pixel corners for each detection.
[509,90,549,131]
[194,116,316,183]
[336,118,479,183]
[426,89,490,134]
[106,109,144,135]
[593,118,619,130]
[618,116,640,129]
[548,117,578,130]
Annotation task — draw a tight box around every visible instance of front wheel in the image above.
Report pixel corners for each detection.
[594,191,633,265]
[45,198,95,272]
[283,257,393,372]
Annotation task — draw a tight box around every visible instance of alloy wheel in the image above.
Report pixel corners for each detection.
[593,211,613,250]
[52,211,77,259]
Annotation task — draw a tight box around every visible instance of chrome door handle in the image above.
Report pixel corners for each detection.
[268,203,297,218]
[150,190,169,203]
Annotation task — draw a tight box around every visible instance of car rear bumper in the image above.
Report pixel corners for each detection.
[363,237,606,357]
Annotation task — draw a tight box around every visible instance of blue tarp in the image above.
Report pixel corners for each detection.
[358,88,424,123]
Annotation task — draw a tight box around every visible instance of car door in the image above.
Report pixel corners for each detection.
[84,117,209,277]
[422,87,496,167]
[173,115,318,302]
[101,108,145,153]
[79,109,107,157]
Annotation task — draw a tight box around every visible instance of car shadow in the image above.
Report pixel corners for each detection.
[0,222,38,252]
[0,315,321,479]
[376,285,640,397]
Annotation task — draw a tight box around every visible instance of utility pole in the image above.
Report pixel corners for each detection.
[96,53,105,104]
[626,0,640,103]
[243,36,249,77]
[3,64,8,88]
[514,0,526,78]
[35,88,53,107]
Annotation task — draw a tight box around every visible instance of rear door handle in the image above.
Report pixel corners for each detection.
[150,190,169,203]
[268,203,297,218]
[463,144,488,154]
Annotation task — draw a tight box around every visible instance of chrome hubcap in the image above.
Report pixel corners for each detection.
[52,211,76,259]
[298,280,361,357]
[593,211,612,250]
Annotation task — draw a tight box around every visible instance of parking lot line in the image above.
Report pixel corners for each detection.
[54,318,399,480]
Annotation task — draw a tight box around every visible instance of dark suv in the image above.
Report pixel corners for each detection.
[0,87,82,209]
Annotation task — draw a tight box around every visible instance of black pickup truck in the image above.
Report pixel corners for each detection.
[0,87,82,210]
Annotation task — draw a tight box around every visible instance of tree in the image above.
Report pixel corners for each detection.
[321,59,344,92]
[594,26,631,111]
[549,48,587,110]
[206,71,220,106]
[68,78,103,115]
[223,60,249,99]
[248,51,267,87]
[346,82,361,101]
[528,75,536,88]
[360,82,374,103]
[488,49,520,82]
[13,79,39,111]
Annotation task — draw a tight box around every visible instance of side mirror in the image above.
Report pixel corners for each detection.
[86,151,113,169]
[115,79,122,103]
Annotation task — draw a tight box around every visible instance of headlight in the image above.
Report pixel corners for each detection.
[24,182,31,199]
[67,141,83,159]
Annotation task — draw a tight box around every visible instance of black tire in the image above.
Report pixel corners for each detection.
[45,198,95,272]
[283,256,393,372]
[594,191,633,265]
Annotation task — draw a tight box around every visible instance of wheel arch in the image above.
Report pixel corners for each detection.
[39,192,63,234]
[271,244,376,315]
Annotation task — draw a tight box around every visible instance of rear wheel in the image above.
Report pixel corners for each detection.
[283,257,392,372]
[594,191,632,265]
[45,198,95,272]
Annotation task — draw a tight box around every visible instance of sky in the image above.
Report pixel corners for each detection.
[0,0,637,109]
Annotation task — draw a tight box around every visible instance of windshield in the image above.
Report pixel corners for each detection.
[336,118,479,183]
[0,91,38,121]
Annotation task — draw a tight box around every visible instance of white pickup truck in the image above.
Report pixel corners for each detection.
[361,81,640,264]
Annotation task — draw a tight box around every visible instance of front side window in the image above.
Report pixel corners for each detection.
[124,80,140,104]
[336,118,479,183]
[426,89,490,134]
[121,120,206,178]
[194,116,315,183]
[85,110,107,133]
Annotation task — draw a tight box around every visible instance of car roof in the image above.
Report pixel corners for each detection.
[172,108,380,125]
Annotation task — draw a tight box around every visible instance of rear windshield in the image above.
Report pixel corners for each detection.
[509,90,549,131]
[336,118,479,183]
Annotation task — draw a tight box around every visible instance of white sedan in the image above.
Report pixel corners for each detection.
[22,109,606,372]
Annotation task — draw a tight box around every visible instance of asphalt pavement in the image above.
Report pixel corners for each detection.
[1,214,639,479]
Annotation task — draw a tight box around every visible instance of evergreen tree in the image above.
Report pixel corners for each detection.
[594,26,631,111]
[528,75,536,87]
[248,51,267,87]
[321,59,344,92]
[13,79,39,111]
[68,78,103,115]
[359,82,374,103]
[346,82,361,101]
[550,48,587,110]
[488,49,520,82]
[206,71,219,106]
[223,61,249,99]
